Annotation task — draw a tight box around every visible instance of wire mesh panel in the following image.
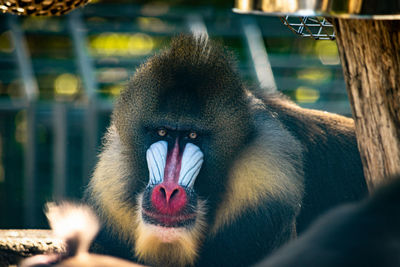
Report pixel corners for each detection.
[280,16,335,40]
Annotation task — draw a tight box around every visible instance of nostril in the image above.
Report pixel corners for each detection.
[160,187,167,199]
[170,188,179,200]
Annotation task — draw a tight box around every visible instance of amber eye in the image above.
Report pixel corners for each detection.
[157,129,167,137]
[188,131,198,139]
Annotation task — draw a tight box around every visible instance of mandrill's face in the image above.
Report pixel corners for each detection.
[124,103,214,266]
[140,126,205,238]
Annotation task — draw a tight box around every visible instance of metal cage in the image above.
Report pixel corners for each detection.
[279,16,335,40]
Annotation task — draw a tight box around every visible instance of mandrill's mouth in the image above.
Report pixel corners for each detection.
[141,208,197,228]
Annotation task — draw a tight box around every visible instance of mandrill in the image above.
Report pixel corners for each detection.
[85,35,367,267]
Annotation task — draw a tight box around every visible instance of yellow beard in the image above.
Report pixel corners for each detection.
[134,196,207,267]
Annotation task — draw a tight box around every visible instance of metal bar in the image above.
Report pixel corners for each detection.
[7,15,39,101]
[8,15,39,227]
[300,17,318,39]
[316,19,324,36]
[320,18,336,40]
[52,102,67,200]
[23,103,37,227]
[280,17,303,36]
[68,11,97,99]
[297,17,305,34]
[67,11,99,185]
[241,17,277,92]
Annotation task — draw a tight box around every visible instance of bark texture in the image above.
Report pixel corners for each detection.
[333,19,400,191]
[0,230,63,266]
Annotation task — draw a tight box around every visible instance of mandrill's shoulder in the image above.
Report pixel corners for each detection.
[244,91,305,166]
[248,91,367,233]
[249,91,357,146]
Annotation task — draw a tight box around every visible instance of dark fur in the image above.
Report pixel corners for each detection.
[260,96,368,232]
[85,35,367,267]
[256,176,400,267]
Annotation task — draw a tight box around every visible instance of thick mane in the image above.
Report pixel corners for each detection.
[166,35,235,74]
[134,35,244,100]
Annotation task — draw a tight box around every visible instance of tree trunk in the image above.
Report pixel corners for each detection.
[333,19,400,191]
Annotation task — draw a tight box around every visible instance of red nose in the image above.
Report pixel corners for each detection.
[151,182,187,215]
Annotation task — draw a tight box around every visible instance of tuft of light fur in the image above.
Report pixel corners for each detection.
[212,92,304,233]
[134,195,207,267]
[86,125,139,244]
[21,202,144,267]
[45,202,100,255]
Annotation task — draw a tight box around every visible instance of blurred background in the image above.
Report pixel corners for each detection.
[0,0,349,228]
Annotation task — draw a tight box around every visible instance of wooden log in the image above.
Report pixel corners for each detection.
[0,229,145,267]
[333,19,400,191]
[0,230,64,266]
